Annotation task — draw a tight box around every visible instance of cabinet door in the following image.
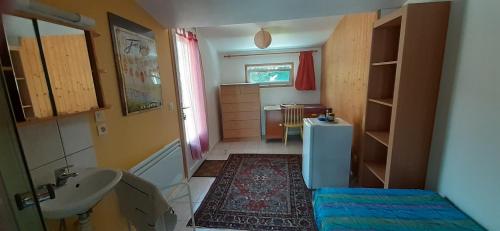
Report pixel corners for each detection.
[37,20,98,115]
[2,15,53,120]
[265,110,283,140]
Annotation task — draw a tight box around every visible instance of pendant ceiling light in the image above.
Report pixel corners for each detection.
[254,28,272,49]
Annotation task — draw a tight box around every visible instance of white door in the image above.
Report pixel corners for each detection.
[172,30,205,177]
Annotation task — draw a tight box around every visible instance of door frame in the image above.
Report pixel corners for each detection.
[168,28,190,179]
[169,29,210,178]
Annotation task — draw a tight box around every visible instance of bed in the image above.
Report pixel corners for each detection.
[313,188,485,231]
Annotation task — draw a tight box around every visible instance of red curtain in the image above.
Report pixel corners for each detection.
[175,30,209,160]
[295,51,316,90]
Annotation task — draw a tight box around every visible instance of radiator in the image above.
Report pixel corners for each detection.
[129,139,185,194]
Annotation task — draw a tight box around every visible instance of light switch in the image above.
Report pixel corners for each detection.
[97,123,108,136]
[95,111,106,122]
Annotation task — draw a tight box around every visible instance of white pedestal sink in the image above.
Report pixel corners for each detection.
[41,168,122,231]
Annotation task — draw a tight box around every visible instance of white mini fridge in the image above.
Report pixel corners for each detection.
[302,117,353,189]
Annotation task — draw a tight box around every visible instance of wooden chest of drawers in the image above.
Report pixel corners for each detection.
[220,84,261,140]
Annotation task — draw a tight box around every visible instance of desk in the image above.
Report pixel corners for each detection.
[264,104,326,141]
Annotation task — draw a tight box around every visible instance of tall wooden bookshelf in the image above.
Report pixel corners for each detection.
[359,2,450,189]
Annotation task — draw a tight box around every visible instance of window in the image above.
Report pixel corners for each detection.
[245,62,294,87]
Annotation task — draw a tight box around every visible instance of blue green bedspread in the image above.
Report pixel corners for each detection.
[313,188,485,231]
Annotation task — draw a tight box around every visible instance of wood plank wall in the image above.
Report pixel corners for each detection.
[18,38,53,118]
[41,34,98,114]
[320,12,378,176]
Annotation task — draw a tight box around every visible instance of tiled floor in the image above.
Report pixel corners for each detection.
[170,137,302,231]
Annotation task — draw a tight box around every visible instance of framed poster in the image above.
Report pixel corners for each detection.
[108,12,162,115]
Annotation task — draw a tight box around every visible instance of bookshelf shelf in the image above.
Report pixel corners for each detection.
[360,2,450,189]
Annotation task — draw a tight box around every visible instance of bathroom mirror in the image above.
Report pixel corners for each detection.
[37,20,98,114]
[2,14,54,119]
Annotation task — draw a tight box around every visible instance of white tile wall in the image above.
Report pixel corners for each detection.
[17,120,64,170]
[17,114,97,187]
[29,159,67,186]
[58,115,93,154]
[66,147,97,172]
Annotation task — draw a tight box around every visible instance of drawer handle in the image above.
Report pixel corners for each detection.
[279,123,283,127]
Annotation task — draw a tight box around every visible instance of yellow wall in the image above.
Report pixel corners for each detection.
[37,0,180,230]
[320,12,377,176]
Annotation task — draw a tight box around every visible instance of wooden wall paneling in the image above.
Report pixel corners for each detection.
[44,35,61,113]
[76,34,98,109]
[81,34,96,108]
[41,35,64,113]
[73,35,85,108]
[19,38,53,118]
[65,36,81,111]
[320,12,378,177]
[63,37,74,112]
[63,35,82,111]
[41,34,98,114]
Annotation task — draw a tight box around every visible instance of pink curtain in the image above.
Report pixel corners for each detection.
[295,51,316,90]
[175,31,209,160]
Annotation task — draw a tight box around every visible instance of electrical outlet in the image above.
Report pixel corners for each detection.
[95,111,106,122]
[97,123,108,136]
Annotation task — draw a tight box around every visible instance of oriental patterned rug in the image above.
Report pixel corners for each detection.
[189,154,317,230]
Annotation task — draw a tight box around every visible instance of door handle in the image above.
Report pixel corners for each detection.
[14,184,55,210]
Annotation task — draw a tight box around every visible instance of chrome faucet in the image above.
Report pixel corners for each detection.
[54,165,78,187]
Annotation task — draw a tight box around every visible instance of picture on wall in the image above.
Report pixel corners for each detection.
[108,12,162,115]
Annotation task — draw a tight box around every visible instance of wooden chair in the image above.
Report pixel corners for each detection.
[282,104,304,146]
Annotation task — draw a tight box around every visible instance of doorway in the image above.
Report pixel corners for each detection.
[172,29,209,177]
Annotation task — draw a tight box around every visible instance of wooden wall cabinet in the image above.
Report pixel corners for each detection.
[359,2,450,189]
[220,83,261,140]
[0,14,106,124]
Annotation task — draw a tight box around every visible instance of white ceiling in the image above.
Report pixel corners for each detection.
[136,0,405,28]
[197,16,343,53]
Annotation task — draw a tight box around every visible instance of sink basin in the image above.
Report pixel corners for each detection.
[41,168,122,219]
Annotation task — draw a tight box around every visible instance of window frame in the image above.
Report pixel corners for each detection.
[244,62,294,88]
